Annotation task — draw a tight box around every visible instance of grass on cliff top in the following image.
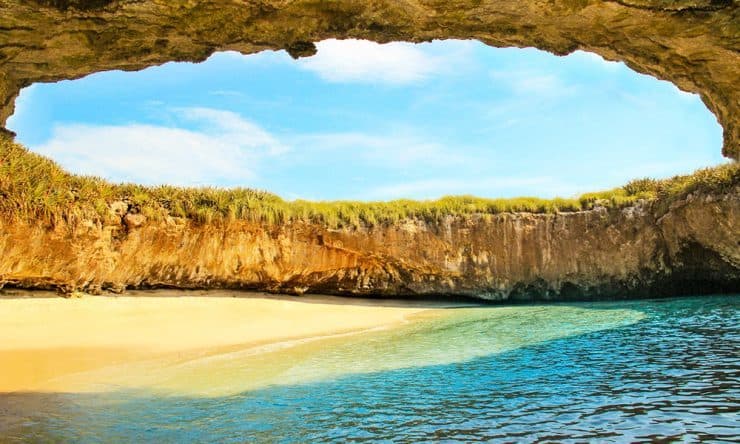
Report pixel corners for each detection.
[1,137,737,228]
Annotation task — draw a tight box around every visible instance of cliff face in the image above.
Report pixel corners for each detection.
[2,187,737,300]
[0,0,738,158]
[0,2,736,301]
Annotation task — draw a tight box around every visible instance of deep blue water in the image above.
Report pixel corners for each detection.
[1,295,738,443]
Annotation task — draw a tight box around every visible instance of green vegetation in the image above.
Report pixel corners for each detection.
[1,137,737,228]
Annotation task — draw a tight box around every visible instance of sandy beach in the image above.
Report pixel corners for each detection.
[0,291,436,393]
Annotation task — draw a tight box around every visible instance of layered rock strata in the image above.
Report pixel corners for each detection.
[2,187,737,300]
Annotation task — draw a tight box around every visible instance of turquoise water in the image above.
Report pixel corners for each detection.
[2,295,738,442]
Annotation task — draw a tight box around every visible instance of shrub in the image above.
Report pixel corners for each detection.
[1,137,737,229]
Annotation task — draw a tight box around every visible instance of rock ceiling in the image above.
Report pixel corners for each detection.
[0,0,737,157]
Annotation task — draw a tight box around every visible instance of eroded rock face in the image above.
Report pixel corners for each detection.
[1,187,737,300]
[0,0,738,157]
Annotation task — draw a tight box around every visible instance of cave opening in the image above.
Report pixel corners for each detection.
[6,39,725,202]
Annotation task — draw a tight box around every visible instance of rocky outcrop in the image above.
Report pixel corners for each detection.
[0,1,737,300]
[1,187,737,300]
[0,0,738,158]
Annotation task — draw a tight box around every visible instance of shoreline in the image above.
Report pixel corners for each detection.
[0,291,453,393]
[0,288,485,307]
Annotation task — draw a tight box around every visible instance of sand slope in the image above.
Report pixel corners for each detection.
[0,292,430,393]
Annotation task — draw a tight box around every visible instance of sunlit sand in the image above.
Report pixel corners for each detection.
[0,291,439,393]
[1,292,646,397]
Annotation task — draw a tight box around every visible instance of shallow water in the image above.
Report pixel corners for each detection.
[2,295,738,442]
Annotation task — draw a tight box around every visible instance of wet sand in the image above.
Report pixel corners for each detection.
[0,291,442,393]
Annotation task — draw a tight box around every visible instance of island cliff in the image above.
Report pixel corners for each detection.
[2,183,737,300]
[0,0,738,300]
[2,140,737,300]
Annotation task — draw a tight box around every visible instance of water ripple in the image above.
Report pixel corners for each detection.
[1,295,738,443]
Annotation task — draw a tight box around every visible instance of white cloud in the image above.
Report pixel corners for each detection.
[292,131,471,168]
[32,108,287,187]
[490,69,574,97]
[29,108,469,190]
[177,107,288,156]
[570,50,622,70]
[297,39,442,85]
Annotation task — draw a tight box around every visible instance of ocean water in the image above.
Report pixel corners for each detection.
[1,295,738,442]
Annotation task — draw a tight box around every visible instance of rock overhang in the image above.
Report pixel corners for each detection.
[0,0,737,158]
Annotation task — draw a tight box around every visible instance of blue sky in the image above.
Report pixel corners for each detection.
[8,39,724,200]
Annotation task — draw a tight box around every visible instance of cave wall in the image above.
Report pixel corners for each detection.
[1,186,738,299]
[0,0,738,157]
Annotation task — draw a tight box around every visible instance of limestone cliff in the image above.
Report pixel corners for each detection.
[0,0,738,301]
[2,186,737,300]
[0,0,738,158]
